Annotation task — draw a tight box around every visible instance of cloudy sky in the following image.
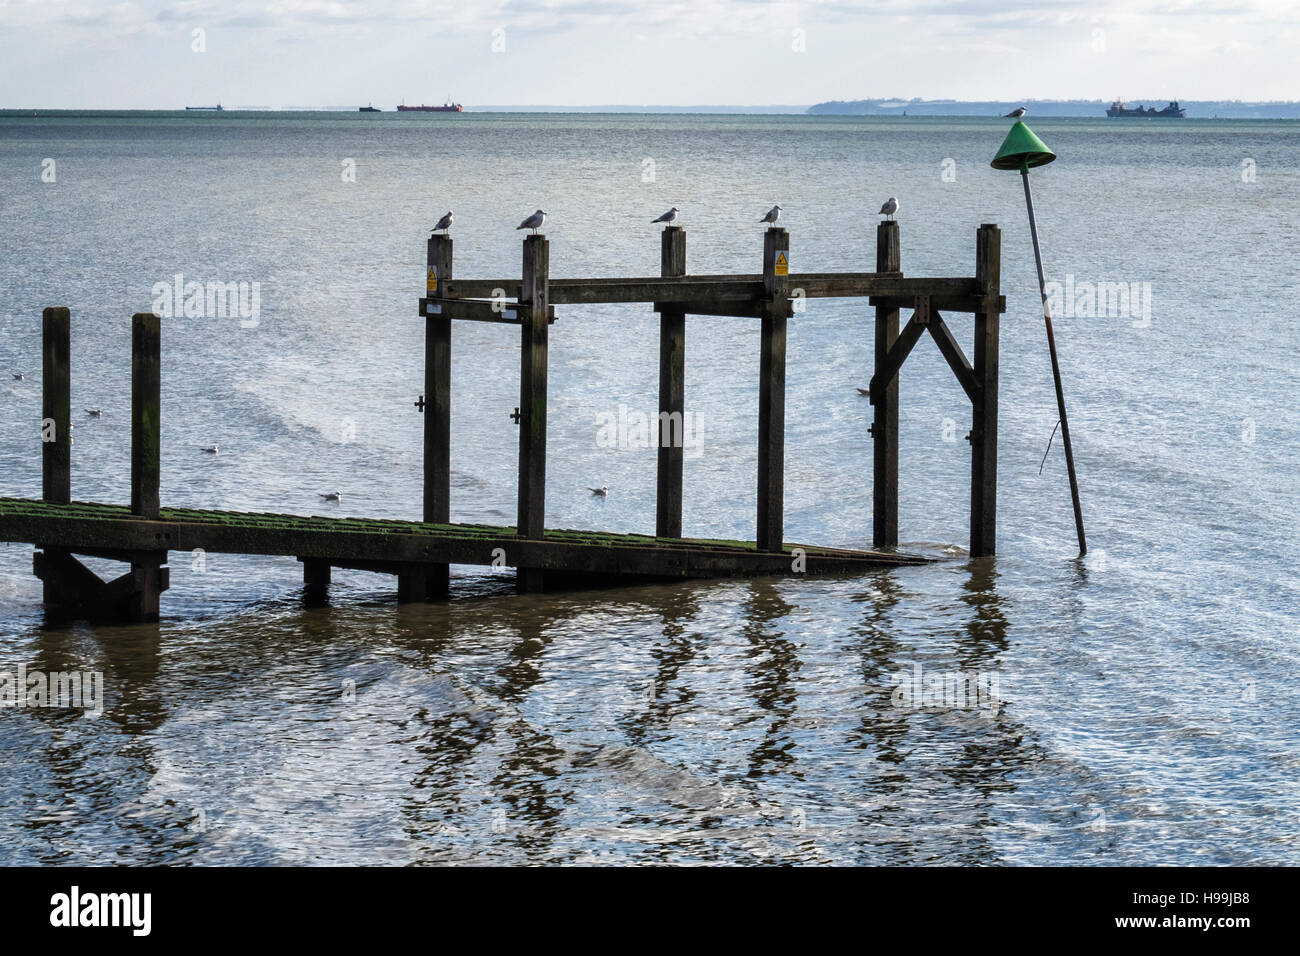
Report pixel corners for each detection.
[0,0,1295,107]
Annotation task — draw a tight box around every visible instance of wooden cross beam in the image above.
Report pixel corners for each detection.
[419,297,555,324]
[927,315,980,404]
[868,309,928,403]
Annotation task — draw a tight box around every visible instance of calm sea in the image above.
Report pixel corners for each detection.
[0,112,1296,864]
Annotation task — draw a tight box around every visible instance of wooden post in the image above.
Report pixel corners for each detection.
[970,224,1001,557]
[517,235,549,591]
[302,558,331,601]
[131,313,161,519]
[41,307,71,506]
[872,221,901,550]
[130,312,164,621]
[757,227,789,553]
[423,233,453,597]
[40,307,71,611]
[656,226,686,539]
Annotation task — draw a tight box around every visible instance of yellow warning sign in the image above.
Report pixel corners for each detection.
[426,268,438,293]
[774,251,788,276]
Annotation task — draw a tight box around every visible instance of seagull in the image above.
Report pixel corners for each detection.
[431,211,453,235]
[320,491,342,502]
[1004,106,1027,119]
[652,207,679,226]
[879,196,899,220]
[200,445,219,454]
[517,209,547,234]
[12,373,23,381]
[85,409,103,417]
[856,388,870,396]
[760,204,782,225]
[589,486,608,497]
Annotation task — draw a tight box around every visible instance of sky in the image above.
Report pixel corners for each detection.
[0,0,1296,108]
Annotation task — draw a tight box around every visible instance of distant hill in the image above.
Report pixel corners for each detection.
[807,98,1300,118]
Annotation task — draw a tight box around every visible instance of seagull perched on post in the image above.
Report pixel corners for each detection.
[589,486,608,497]
[517,209,547,234]
[759,204,782,225]
[652,207,679,226]
[879,196,899,220]
[431,211,453,235]
[1004,106,1027,119]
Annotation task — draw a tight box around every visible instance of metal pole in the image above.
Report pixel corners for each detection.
[1021,166,1087,556]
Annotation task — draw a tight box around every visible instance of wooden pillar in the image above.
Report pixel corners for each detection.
[302,558,331,601]
[397,567,430,602]
[757,227,789,553]
[656,226,686,539]
[872,221,901,550]
[40,307,72,610]
[423,233,453,598]
[132,313,161,519]
[130,312,164,622]
[517,235,549,592]
[42,307,71,505]
[970,224,1001,557]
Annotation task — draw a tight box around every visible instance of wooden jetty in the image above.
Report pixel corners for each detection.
[0,220,1003,622]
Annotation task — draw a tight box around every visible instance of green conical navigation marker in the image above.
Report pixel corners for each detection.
[990,120,1058,171]
[991,119,1086,556]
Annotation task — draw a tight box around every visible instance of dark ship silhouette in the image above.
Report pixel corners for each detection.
[1107,99,1185,118]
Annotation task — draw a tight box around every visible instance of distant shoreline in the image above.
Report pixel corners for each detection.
[3,99,1300,119]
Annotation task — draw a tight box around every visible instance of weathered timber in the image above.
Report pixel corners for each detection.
[6,216,1007,621]
[131,313,161,519]
[423,234,453,599]
[869,312,927,402]
[927,313,980,403]
[872,221,901,550]
[1,500,930,579]
[41,308,71,506]
[757,228,790,553]
[656,226,686,539]
[300,557,331,602]
[970,224,1001,558]
[517,235,549,592]
[419,297,555,324]
[129,312,165,621]
[445,274,981,307]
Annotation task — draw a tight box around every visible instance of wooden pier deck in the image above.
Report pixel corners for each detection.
[0,498,926,582]
[3,219,1002,622]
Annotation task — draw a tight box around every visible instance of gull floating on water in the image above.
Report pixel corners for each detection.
[589,486,608,497]
[200,445,219,454]
[85,409,103,417]
[652,207,679,226]
[879,197,899,220]
[12,373,23,381]
[432,211,453,235]
[320,491,342,502]
[856,387,870,396]
[1004,106,1027,119]
[760,204,782,225]
[517,210,547,234]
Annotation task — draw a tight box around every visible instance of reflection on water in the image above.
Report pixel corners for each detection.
[0,553,1292,865]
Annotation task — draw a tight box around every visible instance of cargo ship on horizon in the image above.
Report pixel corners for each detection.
[1107,99,1185,118]
[397,100,463,112]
